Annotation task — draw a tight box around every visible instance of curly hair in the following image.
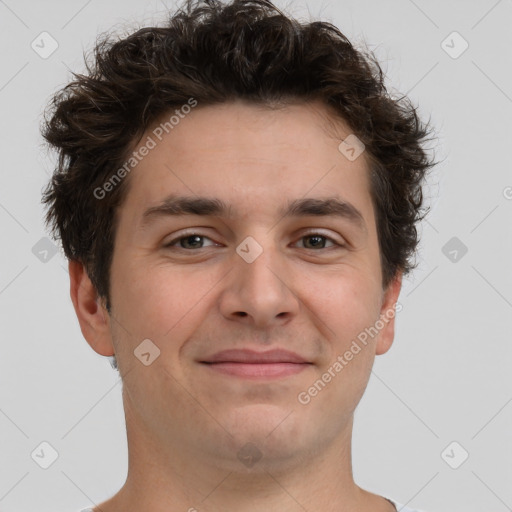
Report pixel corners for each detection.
[41,0,436,312]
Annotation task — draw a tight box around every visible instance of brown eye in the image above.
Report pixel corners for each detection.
[303,235,328,249]
[165,233,217,250]
[296,233,340,250]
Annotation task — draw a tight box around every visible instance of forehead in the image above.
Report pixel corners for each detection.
[119,100,373,225]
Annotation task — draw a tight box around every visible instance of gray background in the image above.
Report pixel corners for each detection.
[0,0,511,511]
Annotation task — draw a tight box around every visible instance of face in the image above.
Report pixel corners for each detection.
[84,100,401,472]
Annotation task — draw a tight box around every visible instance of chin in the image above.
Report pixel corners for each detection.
[213,404,310,467]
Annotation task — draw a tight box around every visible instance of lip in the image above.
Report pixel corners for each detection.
[202,348,309,364]
[200,349,312,379]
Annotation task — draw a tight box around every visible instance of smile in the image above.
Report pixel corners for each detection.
[202,361,310,379]
[200,348,313,379]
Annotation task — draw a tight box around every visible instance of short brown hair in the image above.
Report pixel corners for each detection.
[41,0,436,311]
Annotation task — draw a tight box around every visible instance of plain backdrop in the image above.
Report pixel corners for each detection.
[0,1,511,511]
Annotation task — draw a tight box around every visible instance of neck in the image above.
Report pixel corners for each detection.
[96,393,392,512]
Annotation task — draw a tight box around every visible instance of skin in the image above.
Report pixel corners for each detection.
[70,99,402,512]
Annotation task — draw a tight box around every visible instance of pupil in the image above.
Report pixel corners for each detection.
[308,236,323,248]
[183,235,202,248]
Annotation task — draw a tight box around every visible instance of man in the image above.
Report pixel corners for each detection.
[42,1,435,510]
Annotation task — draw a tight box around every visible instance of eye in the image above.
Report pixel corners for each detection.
[294,233,342,250]
[163,231,344,251]
[164,233,218,250]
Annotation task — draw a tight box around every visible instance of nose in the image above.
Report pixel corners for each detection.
[218,238,300,329]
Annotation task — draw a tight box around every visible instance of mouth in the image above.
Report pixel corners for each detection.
[200,349,313,379]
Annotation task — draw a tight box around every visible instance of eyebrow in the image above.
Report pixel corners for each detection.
[141,194,366,230]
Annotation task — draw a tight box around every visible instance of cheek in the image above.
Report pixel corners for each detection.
[110,259,224,341]
[296,267,381,398]
[299,266,382,343]
[297,273,379,418]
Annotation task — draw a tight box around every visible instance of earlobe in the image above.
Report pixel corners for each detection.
[68,260,115,357]
[375,271,402,356]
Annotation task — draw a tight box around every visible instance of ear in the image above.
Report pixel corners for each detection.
[375,271,402,356]
[68,260,115,357]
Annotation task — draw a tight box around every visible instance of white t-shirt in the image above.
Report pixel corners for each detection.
[385,496,428,511]
[81,497,427,512]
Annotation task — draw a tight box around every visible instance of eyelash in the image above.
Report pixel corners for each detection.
[164,231,344,251]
